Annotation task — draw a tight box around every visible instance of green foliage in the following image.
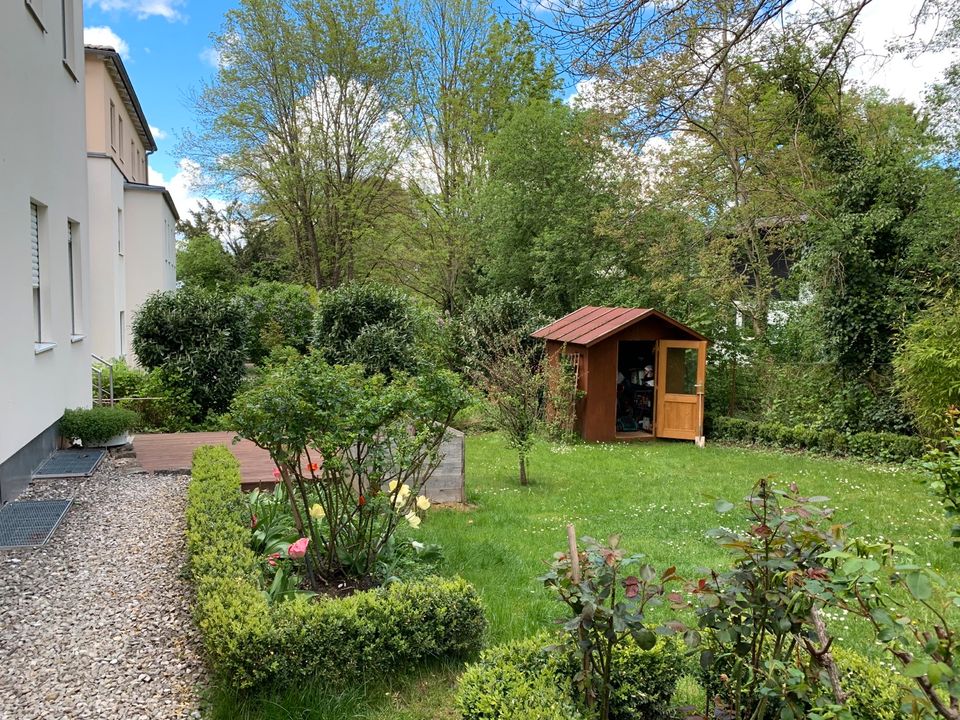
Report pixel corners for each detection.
[132,288,247,421]
[920,411,960,545]
[829,647,909,720]
[313,283,430,378]
[475,100,614,317]
[59,406,140,445]
[456,633,685,720]
[894,294,960,438]
[188,445,487,692]
[231,354,469,581]
[176,233,238,291]
[451,291,548,376]
[237,282,317,363]
[541,534,686,720]
[710,416,923,463]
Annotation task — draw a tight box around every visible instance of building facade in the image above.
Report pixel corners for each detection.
[85,45,178,363]
[0,0,93,502]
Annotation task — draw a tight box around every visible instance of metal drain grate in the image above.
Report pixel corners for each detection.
[32,449,105,479]
[0,500,72,548]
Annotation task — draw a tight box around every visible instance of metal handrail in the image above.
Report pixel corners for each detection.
[91,354,114,406]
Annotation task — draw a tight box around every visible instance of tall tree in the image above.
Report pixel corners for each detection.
[185,0,411,289]
[385,6,555,311]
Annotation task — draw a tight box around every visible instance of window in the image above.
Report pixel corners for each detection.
[118,117,124,161]
[25,0,45,31]
[130,140,135,171]
[67,220,82,336]
[136,148,141,180]
[109,100,116,149]
[119,311,125,356]
[117,208,124,255]
[60,0,78,79]
[30,202,41,343]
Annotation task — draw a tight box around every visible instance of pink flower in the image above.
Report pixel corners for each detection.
[273,468,281,479]
[266,552,281,567]
[288,537,310,559]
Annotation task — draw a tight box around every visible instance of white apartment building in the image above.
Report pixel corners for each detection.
[85,45,178,363]
[0,0,93,502]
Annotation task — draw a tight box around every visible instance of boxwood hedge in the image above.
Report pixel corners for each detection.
[710,416,923,463]
[187,445,487,691]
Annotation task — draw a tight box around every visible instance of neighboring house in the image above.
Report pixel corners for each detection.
[84,45,178,364]
[0,0,92,502]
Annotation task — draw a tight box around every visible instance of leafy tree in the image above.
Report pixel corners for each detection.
[389,5,555,311]
[186,0,411,289]
[475,100,615,316]
[313,282,430,378]
[237,282,318,363]
[176,233,237,291]
[132,288,246,421]
[894,294,960,438]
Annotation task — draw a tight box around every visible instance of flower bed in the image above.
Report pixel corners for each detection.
[186,445,487,691]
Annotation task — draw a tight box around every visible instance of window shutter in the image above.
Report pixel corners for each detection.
[30,202,40,288]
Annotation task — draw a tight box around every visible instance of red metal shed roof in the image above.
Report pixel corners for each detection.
[531,306,707,346]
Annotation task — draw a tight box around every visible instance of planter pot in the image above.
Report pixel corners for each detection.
[93,432,134,448]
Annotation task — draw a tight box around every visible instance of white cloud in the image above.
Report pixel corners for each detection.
[85,0,186,22]
[199,47,223,69]
[149,125,167,141]
[83,26,130,59]
[149,158,226,219]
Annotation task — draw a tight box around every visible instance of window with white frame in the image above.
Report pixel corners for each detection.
[30,202,42,343]
[60,0,78,79]
[117,208,124,255]
[119,117,124,161]
[67,220,82,336]
[110,100,116,149]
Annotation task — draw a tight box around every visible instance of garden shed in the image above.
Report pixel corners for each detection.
[533,306,708,443]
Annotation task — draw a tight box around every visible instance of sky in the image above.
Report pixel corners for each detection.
[81,0,959,219]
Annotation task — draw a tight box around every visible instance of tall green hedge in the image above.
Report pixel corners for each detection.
[187,445,487,691]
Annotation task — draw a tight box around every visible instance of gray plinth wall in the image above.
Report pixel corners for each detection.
[422,428,465,504]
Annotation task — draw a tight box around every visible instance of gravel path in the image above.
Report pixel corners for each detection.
[0,459,204,719]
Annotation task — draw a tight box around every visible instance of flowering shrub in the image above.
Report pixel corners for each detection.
[231,355,469,586]
[186,445,486,691]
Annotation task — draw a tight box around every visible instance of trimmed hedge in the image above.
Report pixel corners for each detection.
[60,406,140,445]
[187,445,487,691]
[710,416,923,463]
[456,633,684,720]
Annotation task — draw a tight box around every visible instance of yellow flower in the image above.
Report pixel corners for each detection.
[416,495,431,511]
[405,511,422,529]
[388,480,400,492]
[309,503,325,519]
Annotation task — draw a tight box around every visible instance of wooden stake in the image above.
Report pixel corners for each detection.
[567,523,580,583]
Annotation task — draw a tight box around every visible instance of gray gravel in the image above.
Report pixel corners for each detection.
[0,458,204,719]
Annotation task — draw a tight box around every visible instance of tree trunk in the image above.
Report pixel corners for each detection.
[518,455,528,486]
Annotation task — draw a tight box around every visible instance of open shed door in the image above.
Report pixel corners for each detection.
[654,340,706,440]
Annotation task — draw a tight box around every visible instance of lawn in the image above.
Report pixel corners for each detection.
[210,434,952,720]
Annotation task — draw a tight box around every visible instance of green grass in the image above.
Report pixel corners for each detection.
[207,434,953,719]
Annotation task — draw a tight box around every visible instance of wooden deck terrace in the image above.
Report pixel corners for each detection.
[131,430,466,502]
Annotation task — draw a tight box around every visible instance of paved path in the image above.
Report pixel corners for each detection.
[0,462,204,719]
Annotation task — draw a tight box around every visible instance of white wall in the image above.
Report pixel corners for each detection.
[87,157,127,360]
[0,0,92,467]
[122,186,178,363]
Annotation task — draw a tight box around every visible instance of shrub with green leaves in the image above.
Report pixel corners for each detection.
[187,446,487,691]
[894,293,960,438]
[237,282,317,363]
[60,406,140,445]
[132,287,246,421]
[232,355,469,583]
[455,633,684,720]
[313,282,429,378]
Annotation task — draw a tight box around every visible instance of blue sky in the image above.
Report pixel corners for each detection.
[82,0,957,218]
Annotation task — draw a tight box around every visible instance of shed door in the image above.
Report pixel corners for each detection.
[654,340,706,440]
